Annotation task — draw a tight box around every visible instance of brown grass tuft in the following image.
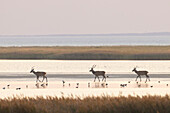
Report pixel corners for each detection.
[0,95,170,113]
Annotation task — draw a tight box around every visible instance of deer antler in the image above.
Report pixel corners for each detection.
[92,65,96,68]
[136,66,139,68]
[134,66,139,68]
[31,66,35,69]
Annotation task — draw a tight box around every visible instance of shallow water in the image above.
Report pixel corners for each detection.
[0,60,170,98]
[0,81,170,99]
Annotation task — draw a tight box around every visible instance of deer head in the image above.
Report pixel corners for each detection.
[132,66,138,72]
[30,67,35,73]
[132,68,136,72]
[89,65,96,72]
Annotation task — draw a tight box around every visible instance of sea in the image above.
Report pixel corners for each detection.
[0,35,170,46]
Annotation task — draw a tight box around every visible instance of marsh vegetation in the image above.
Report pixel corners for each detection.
[0,95,170,113]
[1,46,170,60]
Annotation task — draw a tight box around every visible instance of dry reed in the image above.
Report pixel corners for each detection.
[0,95,170,113]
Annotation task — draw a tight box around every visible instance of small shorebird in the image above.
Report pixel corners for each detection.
[7,85,10,89]
[62,80,65,86]
[106,83,108,86]
[16,88,21,90]
[120,84,127,87]
[41,84,46,88]
[88,82,90,88]
[76,83,79,88]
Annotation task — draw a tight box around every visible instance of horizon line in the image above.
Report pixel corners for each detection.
[0,32,170,37]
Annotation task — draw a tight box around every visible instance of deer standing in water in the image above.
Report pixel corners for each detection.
[30,67,48,83]
[89,65,107,82]
[132,67,150,82]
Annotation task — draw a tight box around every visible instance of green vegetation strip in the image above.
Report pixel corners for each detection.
[0,46,170,60]
[0,95,170,113]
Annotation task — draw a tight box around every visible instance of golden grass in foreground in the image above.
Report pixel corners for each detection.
[1,46,170,60]
[0,95,170,113]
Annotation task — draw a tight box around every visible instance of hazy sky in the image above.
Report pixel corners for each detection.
[0,0,170,35]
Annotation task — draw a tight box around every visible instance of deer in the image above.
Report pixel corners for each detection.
[30,67,48,83]
[132,67,150,82]
[89,65,107,82]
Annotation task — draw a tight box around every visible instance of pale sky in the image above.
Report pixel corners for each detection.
[0,0,170,35]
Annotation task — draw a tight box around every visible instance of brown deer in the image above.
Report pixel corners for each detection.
[89,65,107,82]
[132,67,150,82]
[30,67,48,83]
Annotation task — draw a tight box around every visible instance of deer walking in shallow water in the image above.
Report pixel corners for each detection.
[89,65,107,82]
[30,67,48,83]
[132,67,150,82]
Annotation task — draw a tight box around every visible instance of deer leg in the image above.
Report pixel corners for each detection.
[98,76,100,82]
[147,77,150,82]
[145,75,148,83]
[103,75,106,82]
[147,75,150,81]
[94,77,96,82]
[145,77,147,83]
[36,76,39,82]
[102,76,104,81]
[42,77,45,82]
[102,75,106,82]
[45,76,48,82]
[135,76,139,81]
[139,76,142,82]
[39,77,42,82]
[37,76,42,82]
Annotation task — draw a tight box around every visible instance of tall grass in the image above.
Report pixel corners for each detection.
[0,95,170,113]
[1,46,170,60]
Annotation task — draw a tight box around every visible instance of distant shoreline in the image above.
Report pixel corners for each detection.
[0,34,170,46]
[1,32,170,37]
[0,46,170,60]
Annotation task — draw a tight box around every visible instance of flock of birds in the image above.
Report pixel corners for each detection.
[62,80,109,88]
[2,80,169,90]
[62,80,81,88]
[2,84,23,90]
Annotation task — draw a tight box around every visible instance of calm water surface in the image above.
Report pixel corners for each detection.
[0,35,170,46]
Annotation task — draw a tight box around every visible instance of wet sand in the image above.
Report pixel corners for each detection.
[0,80,170,99]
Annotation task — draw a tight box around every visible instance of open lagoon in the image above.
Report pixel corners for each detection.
[0,60,170,98]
